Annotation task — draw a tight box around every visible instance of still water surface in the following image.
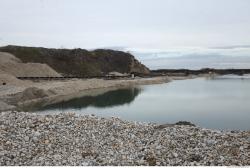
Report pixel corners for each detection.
[37,75,250,130]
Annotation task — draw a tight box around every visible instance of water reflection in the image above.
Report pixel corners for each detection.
[40,87,142,110]
[36,75,250,130]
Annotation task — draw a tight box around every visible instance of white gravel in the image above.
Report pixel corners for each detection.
[0,111,249,166]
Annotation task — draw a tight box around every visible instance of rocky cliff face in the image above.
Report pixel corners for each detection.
[130,57,150,75]
[0,45,150,76]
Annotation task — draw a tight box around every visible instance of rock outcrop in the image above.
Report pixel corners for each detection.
[0,46,150,77]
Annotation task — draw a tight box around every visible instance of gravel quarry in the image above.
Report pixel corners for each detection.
[0,59,249,166]
[1,51,249,166]
[0,51,171,112]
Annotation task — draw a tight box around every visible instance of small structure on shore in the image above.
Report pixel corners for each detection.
[106,71,128,77]
[131,73,135,79]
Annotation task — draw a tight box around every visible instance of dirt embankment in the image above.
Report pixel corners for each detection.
[0,52,62,78]
[0,51,63,111]
[0,51,62,90]
[16,77,171,109]
[0,75,170,112]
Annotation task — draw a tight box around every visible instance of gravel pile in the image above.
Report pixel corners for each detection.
[0,111,249,166]
[0,52,61,77]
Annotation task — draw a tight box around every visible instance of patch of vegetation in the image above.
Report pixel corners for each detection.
[0,45,149,77]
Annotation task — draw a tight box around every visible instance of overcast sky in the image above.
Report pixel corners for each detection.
[0,0,250,49]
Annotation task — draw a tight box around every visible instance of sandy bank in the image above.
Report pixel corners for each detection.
[0,76,170,111]
[0,111,249,166]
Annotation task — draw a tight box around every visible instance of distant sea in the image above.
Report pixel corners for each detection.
[127,46,250,70]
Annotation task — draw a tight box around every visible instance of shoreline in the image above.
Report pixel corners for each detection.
[0,73,224,112]
[0,111,249,166]
[1,76,172,112]
[1,75,249,166]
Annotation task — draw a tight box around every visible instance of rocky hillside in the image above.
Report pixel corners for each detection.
[0,45,150,77]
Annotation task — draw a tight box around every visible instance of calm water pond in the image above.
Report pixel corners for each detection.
[36,75,250,130]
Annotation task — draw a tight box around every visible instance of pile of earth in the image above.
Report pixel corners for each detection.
[6,87,55,107]
[0,73,27,86]
[0,52,62,77]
